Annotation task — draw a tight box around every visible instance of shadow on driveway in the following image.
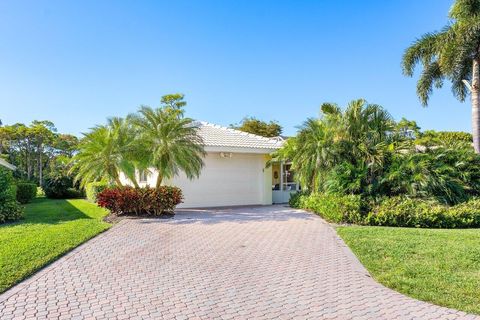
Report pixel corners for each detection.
[137,205,316,225]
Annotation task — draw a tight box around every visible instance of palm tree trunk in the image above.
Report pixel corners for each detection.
[132,179,140,189]
[156,174,163,189]
[472,58,480,153]
[114,176,123,187]
[38,146,43,186]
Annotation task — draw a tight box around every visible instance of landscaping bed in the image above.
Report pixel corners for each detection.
[290,192,480,228]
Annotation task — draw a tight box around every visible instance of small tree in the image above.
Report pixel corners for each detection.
[129,94,205,189]
[71,118,139,188]
[231,117,282,137]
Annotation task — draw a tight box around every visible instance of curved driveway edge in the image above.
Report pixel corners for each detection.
[0,205,478,319]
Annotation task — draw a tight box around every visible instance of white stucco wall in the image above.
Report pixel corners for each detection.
[120,152,273,208]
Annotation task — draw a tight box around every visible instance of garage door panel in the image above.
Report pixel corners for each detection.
[172,153,264,208]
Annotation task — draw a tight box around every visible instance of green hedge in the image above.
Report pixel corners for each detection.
[0,168,23,223]
[290,192,363,224]
[16,182,37,204]
[43,176,84,199]
[290,192,480,228]
[367,197,480,228]
[85,182,109,202]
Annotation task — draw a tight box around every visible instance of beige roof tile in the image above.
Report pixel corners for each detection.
[197,122,284,150]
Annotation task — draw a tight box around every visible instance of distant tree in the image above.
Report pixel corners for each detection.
[0,120,79,184]
[416,130,473,148]
[30,120,57,185]
[53,134,79,157]
[395,118,421,139]
[402,0,480,152]
[160,93,187,115]
[231,117,282,137]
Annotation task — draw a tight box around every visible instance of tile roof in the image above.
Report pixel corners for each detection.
[197,122,284,150]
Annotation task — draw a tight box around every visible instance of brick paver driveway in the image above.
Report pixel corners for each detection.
[1,205,478,320]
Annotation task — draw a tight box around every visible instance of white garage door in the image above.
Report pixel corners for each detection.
[171,152,265,208]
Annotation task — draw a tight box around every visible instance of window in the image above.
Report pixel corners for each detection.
[138,170,149,183]
[283,163,297,191]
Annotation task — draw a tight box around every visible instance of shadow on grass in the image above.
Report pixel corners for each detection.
[1,198,94,227]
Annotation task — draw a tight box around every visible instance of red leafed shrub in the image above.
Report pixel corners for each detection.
[96,186,183,216]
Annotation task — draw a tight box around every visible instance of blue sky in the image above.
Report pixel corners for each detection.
[0,0,470,136]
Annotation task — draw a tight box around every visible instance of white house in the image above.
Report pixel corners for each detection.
[121,122,298,208]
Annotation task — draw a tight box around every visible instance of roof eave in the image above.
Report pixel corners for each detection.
[204,145,280,154]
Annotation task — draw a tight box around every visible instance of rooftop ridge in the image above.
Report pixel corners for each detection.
[198,121,283,144]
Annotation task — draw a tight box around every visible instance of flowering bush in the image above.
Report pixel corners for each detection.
[96,186,183,216]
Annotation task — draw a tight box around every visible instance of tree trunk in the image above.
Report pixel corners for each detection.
[131,175,139,189]
[38,145,43,186]
[114,176,123,187]
[472,58,480,153]
[156,174,163,189]
[27,149,32,180]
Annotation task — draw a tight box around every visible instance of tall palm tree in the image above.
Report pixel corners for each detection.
[70,117,140,188]
[402,0,480,152]
[129,105,205,189]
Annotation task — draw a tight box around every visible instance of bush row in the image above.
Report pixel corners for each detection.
[367,197,480,228]
[96,186,183,216]
[290,192,480,228]
[290,192,363,224]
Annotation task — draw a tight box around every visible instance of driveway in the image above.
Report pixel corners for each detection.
[0,205,478,320]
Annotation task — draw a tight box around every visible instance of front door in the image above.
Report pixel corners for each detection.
[271,161,299,204]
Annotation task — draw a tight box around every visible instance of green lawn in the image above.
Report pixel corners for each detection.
[0,198,110,293]
[337,226,480,315]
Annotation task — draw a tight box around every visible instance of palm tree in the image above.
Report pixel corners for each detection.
[273,99,400,193]
[282,119,338,191]
[402,0,480,152]
[70,117,141,188]
[129,103,205,189]
[321,99,396,179]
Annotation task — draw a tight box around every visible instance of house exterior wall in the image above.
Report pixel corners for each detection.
[120,152,273,208]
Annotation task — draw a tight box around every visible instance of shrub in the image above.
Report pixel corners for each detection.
[367,196,480,228]
[440,198,480,228]
[16,182,37,204]
[65,188,84,199]
[367,197,444,228]
[85,182,109,202]
[43,176,83,199]
[97,186,183,216]
[291,192,363,224]
[0,168,23,223]
[36,186,45,197]
[289,191,309,208]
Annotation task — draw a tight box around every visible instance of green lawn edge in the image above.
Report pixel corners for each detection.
[0,198,111,293]
[336,226,480,315]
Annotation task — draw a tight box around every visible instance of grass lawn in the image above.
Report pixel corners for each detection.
[337,226,480,315]
[0,198,110,293]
